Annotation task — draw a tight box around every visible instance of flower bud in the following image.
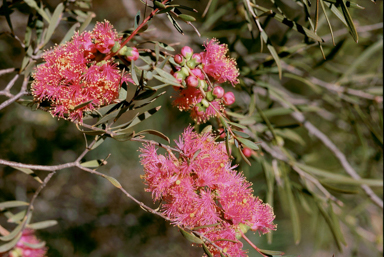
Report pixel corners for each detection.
[181,46,193,59]
[206,91,215,102]
[242,147,252,158]
[126,47,139,62]
[212,86,225,98]
[173,72,185,83]
[186,59,197,69]
[180,67,189,77]
[174,54,184,65]
[192,53,202,64]
[111,41,121,53]
[186,76,199,87]
[223,91,235,105]
[201,99,210,108]
[194,105,205,116]
[118,46,128,56]
[190,68,205,80]
[198,79,207,91]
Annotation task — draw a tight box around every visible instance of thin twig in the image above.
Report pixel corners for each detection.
[0,68,16,76]
[0,76,29,110]
[281,62,382,102]
[289,110,383,209]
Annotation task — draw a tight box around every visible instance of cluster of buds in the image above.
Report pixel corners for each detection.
[172,39,239,123]
[31,20,137,123]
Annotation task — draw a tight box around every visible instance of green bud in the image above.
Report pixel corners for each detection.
[154,1,166,9]
[180,67,190,77]
[111,42,121,53]
[198,79,207,91]
[186,59,197,69]
[118,46,128,56]
[201,99,209,108]
[206,91,215,102]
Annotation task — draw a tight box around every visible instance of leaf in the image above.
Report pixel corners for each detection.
[153,67,180,85]
[43,3,64,46]
[131,61,139,85]
[27,220,58,230]
[274,129,306,146]
[0,213,31,242]
[135,129,170,143]
[179,228,203,244]
[337,0,358,42]
[259,249,285,256]
[111,132,134,142]
[22,241,46,249]
[134,89,158,101]
[148,41,175,51]
[114,106,162,133]
[11,166,42,183]
[24,0,50,23]
[134,10,141,29]
[2,0,13,34]
[233,130,250,138]
[253,5,323,42]
[166,12,184,34]
[104,175,122,188]
[202,243,214,257]
[60,23,80,44]
[0,201,29,210]
[260,30,282,79]
[78,12,95,33]
[236,137,259,150]
[7,210,27,223]
[80,160,105,168]
[73,100,93,110]
[0,233,22,253]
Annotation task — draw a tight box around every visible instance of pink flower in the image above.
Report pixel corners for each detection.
[201,39,240,85]
[31,21,133,123]
[1,229,48,257]
[139,127,276,256]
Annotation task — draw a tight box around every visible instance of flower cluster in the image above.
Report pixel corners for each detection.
[0,229,47,257]
[139,127,276,256]
[31,21,138,122]
[172,39,239,123]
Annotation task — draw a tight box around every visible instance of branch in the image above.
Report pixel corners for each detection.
[290,110,383,209]
[281,62,382,102]
[0,76,29,110]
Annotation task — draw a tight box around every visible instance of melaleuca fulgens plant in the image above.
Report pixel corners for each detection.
[0,0,382,256]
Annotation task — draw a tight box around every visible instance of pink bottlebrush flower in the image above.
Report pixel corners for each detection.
[201,39,240,85]
[92,20,120,54]
[31,21,133,123]
[190,99,223,124]
[3,229,48,257]
[172,87,203,111]
[139,127,276,255]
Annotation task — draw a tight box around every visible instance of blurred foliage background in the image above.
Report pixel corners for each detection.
[0,0,382,256]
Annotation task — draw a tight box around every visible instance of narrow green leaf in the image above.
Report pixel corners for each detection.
[166,13,184,35]
[253,5,323,42]
[60,23,80,44]
[153,67,180,85]
[134,90,158,101]
[202,243,214,257]
[27,220,58,230]
[0,233,22,253]
[43,3,64,46]
[236,137,259,150]
[22,241,46,249]
[179,228,203,244]
[337,0,358,42]
[260,30,282,78]
[114,106,162,133]
[134,10,141,29]
[11,166,42,183]
[104,175,122,188]
[135,129,170,143]
[24,0,50,23]
[73,100,93,110]
[80,160,104,168]
[7,210,27,223]
[177,14,196,22]
[78,12,95,33]
[0,201,29,210]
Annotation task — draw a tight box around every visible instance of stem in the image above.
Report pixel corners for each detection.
[240,230,268,257]
[104,0,171,61]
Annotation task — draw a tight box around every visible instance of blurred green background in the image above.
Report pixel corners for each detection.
[0,0,382,256]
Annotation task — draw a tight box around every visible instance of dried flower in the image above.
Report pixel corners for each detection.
[139,127,276,256]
